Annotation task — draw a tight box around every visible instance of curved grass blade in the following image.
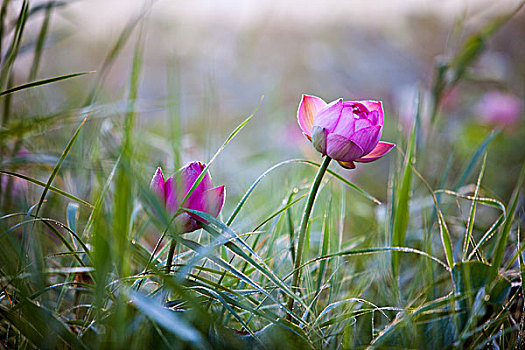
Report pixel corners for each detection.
[293,246,450,274]
[251,193,308,232]
[4,218,91,264]
[227,158,380,227]
[186,209,310,320]
[313,298,388,327]
[434,189,505,213]
[412,167,454,269]
[0,71,95,97]
[467,214,505,262]
[0,171,94,208]
[299,160,381,205]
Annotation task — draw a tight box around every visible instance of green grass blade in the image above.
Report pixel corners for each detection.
[178,106,257,213]
[129,291,207,348]
[391,114,416,283]
[186,209,308,319]
[315,202,331,298]
[28,1,53,80]
[299,160,381,205]
[412,167,454,269]
[0,170,94,208]
[227,158,380,227]
[462,152,487,261]
[489,161,525,281]
[0,0,28,89]
[0,71,95,97]
[251,193,307,232]
[295,246,450,273]
[33,118,87,219]
[455,131,498,190]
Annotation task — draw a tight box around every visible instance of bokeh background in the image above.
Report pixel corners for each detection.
[7,0,525,204]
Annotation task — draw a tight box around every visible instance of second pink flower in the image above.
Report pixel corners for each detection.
[297,94,395,168]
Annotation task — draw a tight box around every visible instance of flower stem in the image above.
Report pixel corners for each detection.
[287,155,331,320]
[166,239,176,274]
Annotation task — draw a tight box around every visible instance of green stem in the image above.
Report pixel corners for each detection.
[166,239,176,274]
[287,156,331,319]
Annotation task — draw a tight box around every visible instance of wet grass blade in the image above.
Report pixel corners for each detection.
[295,246,450,273]
[186,209,308,319]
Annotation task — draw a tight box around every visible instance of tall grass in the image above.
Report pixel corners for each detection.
[1,1,524,349]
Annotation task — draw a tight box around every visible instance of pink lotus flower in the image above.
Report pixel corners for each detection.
[476,91,523,127]
[297,94,395,168]
[150,162,225,233]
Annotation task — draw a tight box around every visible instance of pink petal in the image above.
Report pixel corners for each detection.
[354,118,373,132]
[180,161,212,196]
[355,142,395,163]
[349,125,381,155]
[326,133,364,162]
[331,105,355,136]
[361,100,384,125]
[185,186,225,223]
[150,167,166,203]
[205,185,226,217]
[165,176,178,214]
[297,94,327,137]
[313,99,343,133]
[186,183,225,215]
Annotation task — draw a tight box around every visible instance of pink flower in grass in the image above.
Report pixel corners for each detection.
[150,162,225,233]
[297,94,395,169]
[476,91,523,127]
